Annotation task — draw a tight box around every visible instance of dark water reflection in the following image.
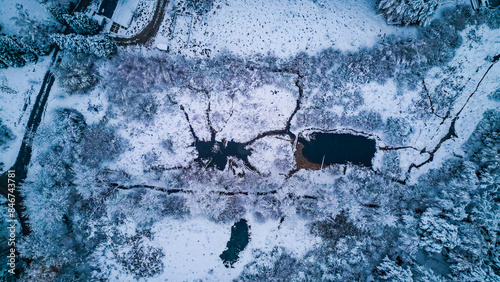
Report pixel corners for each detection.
[220,219,250,267]
[298,133,376,168]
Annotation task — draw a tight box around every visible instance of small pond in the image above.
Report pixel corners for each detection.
[195,140,253,171]
[298,132,376,168]
[220,219,250,268]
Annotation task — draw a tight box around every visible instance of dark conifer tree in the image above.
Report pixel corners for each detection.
[63,12,100,35]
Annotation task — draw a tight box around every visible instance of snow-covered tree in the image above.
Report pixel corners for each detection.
[376,256,413,281]
[51,34,116,57]
[20,52,37,63]
[378,0,441,25]
[80,124,126,168]
[186,0,215,15]
[54,54,99,94]
[0,51,25,67]
[117,243,165,279]
[46,3,70,26]
[488,88,500,101]
[238,247,305,281]
[0,36,26,67]
[384,117,413,145]
[63,12,100,35]
[18,108,91,280]
[419,208,460,254]
[86,35,117,57]
[0,34,54,67]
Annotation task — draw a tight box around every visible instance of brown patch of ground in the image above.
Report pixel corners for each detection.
[294,142,322,171]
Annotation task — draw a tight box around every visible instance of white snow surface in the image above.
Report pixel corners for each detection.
[216,85,297,142]
[0,0,56,35]
[157,0,416,58]
[248,135,296,178]
[103,214,320,281]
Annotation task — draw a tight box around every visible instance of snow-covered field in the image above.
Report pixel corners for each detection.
[100,212,319,281]
[216,84,297,142]
[0,0,56,34]
[156,0,416,57]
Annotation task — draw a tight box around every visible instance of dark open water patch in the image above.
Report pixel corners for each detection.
[220,219,250,268]
[195,139,253,171]
[298,132,376,168]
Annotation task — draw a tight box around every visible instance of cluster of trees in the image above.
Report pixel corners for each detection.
[80,124,126,168]
[377,0,441,25]
[378,0,499,27]
[18,108,128,280]
[19,108,92,280]
[51,34,116,58]
[488,88,500,101]
[185,0,215,15]
[173,0,215,15]
[0,35,44,68]
[0,5,58,68]
[383,116,413,145]
[53,54,99,94]
[47,3,100,35]
[46,4,115,57]
[63,12,100,35]
[113,230,165,279]
[0,2,113,69]
[102,51,283,124]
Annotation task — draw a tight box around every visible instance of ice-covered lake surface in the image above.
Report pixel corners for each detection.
[299,133,377,168]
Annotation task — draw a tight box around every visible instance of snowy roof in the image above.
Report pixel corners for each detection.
[110,0,140,28]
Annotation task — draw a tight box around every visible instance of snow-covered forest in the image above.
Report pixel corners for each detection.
[0,0,499,280]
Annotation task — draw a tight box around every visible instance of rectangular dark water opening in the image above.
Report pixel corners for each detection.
[298,132,376,168]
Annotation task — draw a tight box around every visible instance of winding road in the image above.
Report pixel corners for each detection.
[112,0,169,45]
